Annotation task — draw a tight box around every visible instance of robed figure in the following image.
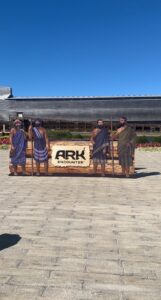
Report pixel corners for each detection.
[90,119,109,176]
[28,120,49,175]
[10,119,27,175]
[113,117,136,177]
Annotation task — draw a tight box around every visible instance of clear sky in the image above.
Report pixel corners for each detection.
[0,0,161,97]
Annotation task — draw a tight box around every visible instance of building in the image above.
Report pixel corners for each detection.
[0,86,161,132]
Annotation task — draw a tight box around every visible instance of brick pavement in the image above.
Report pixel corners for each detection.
[0,150,161,300]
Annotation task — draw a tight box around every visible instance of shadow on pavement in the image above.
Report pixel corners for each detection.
[9,172,161,178]
[0,234,21,251]
[132,172,161,179]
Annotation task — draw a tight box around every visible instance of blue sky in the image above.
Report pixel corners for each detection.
[0,0,161,96]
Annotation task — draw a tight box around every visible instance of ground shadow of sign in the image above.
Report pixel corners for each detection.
[0,234,21,251]
[133,171,161,179]
[19,171,160,178]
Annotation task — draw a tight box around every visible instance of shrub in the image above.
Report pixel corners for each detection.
[0,144,9,150]
[47,130,88,140]
[73,133,84,139]
[136,136,148,143]
[151,136,161,143]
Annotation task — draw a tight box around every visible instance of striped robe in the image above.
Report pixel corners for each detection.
[33,127,48,162]
[11,129,26,166]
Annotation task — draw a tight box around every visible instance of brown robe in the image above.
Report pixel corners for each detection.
[117,126,136,168]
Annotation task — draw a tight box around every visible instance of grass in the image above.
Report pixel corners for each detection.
[136,136,161,143]
[1,130,161,145]
[46,130,90,140]
[47,130,161,143]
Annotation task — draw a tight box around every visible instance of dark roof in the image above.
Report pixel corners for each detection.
[1,94,161,122]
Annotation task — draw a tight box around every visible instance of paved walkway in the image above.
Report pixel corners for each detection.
[0,150,161,300]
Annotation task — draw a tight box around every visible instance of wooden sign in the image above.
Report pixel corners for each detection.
[51,144,90,167]
[9,140,135,175]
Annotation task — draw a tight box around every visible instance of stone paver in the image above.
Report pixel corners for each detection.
[0,149,161,299]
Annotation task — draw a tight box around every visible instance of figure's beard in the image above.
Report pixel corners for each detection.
[118,123,126,128]
[15,125,21,129]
